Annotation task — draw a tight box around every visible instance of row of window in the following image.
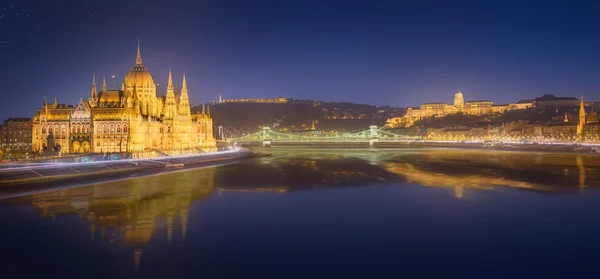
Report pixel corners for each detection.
[4,139,31,142]
[33,124,208,137]
[40,124,129,135]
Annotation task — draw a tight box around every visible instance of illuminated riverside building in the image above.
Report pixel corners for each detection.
[423,97,600,142]
[31,42,216,154]
[0,117,32,151]
[386,89,534,128]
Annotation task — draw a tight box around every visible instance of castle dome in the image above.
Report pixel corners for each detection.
[453,89,465,108]
[454,90,464,100]
[124,41,155,89]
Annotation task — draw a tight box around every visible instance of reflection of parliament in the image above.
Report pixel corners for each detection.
[31,168,216,271]
[31,42,216,154]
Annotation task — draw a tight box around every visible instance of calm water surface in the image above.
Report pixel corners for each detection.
[1,148,600,278]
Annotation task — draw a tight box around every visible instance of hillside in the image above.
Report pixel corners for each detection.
[192,100,405,133]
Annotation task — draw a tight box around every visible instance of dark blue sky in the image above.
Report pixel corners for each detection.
[1,0,599,120]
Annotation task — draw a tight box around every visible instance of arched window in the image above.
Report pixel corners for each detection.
[123,125,128,133]
[71,125,75,134]
[103,125,108,134]
[167,125,172,133]
[116,125,121,133]
[109,125,115,134]
[42,126,46,134]
[85,124,90,133]
[78,125,82,134]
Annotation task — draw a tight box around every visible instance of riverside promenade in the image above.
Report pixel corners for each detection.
[0,148,253,199]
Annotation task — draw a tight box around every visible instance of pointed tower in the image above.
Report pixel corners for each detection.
[43,96,47,107]
[163,69,177,119]
[136,38,142,66]
[53,96,58,108]
[102,76,107,92]
[577,95,585,139]
[178,73,191,116]
[219,92,223,103]
[89,75,97,107]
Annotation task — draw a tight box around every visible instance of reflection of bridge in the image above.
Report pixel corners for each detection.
[218,125,422,146]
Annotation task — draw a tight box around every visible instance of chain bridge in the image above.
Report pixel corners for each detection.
[217,125,422,146]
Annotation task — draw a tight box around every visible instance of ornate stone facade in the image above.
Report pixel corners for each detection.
[31,42,216,154]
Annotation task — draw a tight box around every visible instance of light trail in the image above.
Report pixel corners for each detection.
[0,148,246,173]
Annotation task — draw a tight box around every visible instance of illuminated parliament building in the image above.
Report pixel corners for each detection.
[31,42,216,154]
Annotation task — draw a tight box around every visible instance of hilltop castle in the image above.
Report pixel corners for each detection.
[31,42,216,154]
[386,89,534,128]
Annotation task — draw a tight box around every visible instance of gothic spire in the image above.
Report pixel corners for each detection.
[178,72,191,116]
[102,76,107,92]
[43,96,47,106]
[164,69,177,119]
[136,39,143,65]
[90,74,97,100]
[167,69,174,93]
[53,96,57,106]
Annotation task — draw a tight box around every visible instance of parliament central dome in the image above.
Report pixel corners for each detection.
[124,41,155,89]
[125,66,155,88]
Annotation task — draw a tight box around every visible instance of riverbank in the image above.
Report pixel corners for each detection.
[249,141,598,154]
[0,149,254,199]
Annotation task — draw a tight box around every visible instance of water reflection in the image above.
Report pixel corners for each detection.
[216,149,599,195]
[3,148,600,276]
[381,149,599,196]
[30,168,215,272]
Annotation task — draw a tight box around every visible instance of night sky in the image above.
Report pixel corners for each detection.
[0,0,599,120]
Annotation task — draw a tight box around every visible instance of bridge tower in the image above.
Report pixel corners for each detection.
[369,125,379,147]
[218,126,224,140]
[262,127,272,147]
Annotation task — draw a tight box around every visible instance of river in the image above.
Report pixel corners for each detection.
[0,147,599,278]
